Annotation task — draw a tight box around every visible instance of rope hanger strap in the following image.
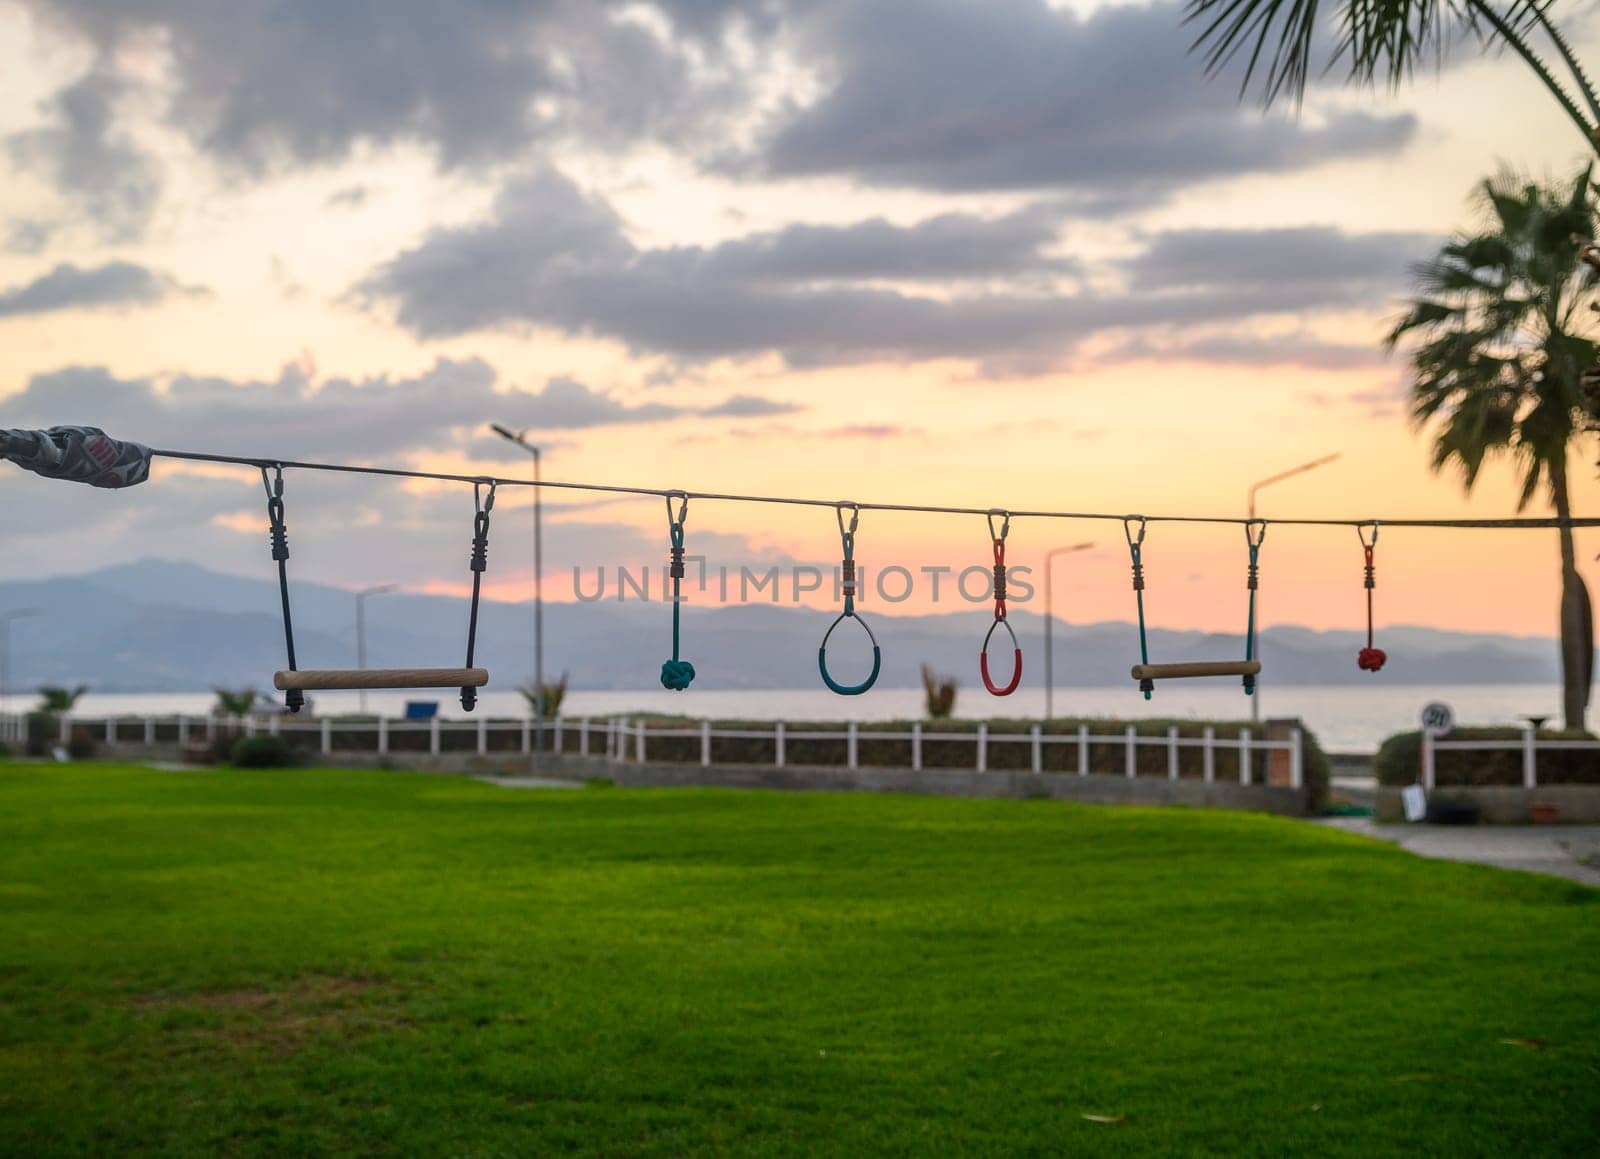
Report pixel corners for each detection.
[980,510,1021,696]
[661,492,696,690]
[261,464,304,713]
[1358,521,1386,672]
[459,480,495,712]
[818,502,881,696]
[1125,517,1153,699]
[1242,519,1267,695]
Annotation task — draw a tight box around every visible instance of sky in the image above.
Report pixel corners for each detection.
[1,0,1598,639]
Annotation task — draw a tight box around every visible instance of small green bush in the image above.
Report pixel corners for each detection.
[229,735,298,769]
[1376,727,1598,787]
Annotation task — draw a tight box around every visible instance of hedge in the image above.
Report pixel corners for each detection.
[1374,728,1600,788]
[610,716,1330,811]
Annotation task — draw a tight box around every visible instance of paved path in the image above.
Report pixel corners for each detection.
[1316,818,1600,888]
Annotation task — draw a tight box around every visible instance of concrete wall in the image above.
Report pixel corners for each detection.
[85,738,1310,815]
[607,760,1310,816]
[1377,785,1600,824]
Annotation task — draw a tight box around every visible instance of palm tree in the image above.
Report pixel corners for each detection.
[36,685,88,713]
[518,673,568,719]
[212,689,258,717]
[1184,0,1600,154]
[1387,166,1598,729]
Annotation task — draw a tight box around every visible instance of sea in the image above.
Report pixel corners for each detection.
[8,683,1567,754]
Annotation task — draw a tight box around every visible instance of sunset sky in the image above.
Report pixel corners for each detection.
[2,0,1598,639]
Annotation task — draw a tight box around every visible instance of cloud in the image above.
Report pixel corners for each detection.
[0,359,802,460]
[5,67,162,243]
[755,0,1415,197]
[0,261,207,318]
[21,0,760,171]
[325,185,370,210]
[686,204,1078,283]
[359,166,1422,371]
[3,219,54,256]
[1121,226,1438,297]
[700,394,802,418]
[1105,331,1385,372]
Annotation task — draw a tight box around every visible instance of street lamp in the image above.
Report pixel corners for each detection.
[1246,452,1342,722]
[0,609,41,717]
[355,585,398,714]
[1043,544,1095,719]
[491,423,544,768]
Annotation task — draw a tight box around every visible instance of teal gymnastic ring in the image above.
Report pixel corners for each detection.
[818,611,881,696]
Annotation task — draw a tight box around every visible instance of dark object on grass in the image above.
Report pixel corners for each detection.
[0,426,151,488]
[1426,799,1481,826]
[66,727,98,761]
[230,735,297,769]
[25,711,55,758]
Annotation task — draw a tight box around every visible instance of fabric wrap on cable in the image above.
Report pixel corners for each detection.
[1,426,151,488]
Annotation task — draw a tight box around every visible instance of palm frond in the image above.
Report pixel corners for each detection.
[1465,0,1596,148]
[1522,0,1600,122]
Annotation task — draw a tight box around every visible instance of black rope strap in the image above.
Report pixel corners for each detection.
[261,465,304,713]
[461,481,495,712]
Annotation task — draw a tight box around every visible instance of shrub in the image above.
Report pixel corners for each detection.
[520,674,569,719]
[0,742,9,759]
[921,666,958,719]
[66,727,98,761]
[229,735,298,769]
[1375,728,1599,787]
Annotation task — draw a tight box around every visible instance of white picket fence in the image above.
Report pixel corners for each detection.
[1421,729,1600,789]
[0,712,1305,787]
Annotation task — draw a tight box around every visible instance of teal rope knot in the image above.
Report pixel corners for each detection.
[660,658,696,690]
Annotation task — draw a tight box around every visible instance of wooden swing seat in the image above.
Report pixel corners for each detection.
[1130,660,1261,681]
[274,668,489,691]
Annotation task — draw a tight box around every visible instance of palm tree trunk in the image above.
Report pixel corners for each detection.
[1550,454,1594,730]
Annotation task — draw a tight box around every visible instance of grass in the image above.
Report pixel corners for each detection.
[0,763,1596,1156]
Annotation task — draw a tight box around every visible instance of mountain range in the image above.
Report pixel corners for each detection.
[0,559,1566,693]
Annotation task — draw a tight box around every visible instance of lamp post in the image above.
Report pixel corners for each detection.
[1246,452,1341,723]
[355,584,398,714]
[1043,544,1095,720]
[491,423,544,768]
[0,609,40,717]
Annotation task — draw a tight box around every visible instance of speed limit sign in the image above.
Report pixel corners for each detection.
[1420,701,1454,737]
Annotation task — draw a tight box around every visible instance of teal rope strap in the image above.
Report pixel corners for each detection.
[660,493,695,690]
[1125,517,1152,699]
[819,502,881,696]
[1242,519,1266,695]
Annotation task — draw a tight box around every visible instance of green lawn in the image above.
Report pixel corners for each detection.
[0,764,1596,1156]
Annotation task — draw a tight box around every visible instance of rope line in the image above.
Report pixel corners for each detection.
[149,447,1600,531]
[661,493,695,691]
